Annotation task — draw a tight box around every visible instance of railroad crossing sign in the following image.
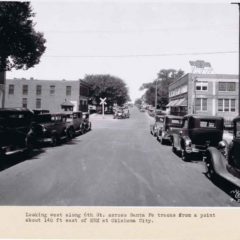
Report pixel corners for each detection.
[100,97,107,118]
[100,97,107,105]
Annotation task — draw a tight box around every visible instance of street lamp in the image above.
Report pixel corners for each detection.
[231,2,240,115]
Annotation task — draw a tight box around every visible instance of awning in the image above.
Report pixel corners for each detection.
[61,99,74,107]
[166,100,177,107]
[167,98,187,107]
[174,98,187,107]
[178,98,187,107]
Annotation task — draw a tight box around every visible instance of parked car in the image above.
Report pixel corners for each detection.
[204,116,240,186]
[81,112,92,133]
[66,111,84,138]
[27,113,69,147]
[123,108,130,118]
[114,108,125,119]
[172,115,224,161]
[150,115,165,137]
[0,108,34,157]
[156,115,183,145]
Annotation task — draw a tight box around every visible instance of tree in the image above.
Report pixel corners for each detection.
[140,69,184,107]
[0,2,46,107]
[83,74,130,106]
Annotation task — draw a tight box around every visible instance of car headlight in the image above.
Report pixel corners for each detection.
[185,139,192,147]
[218,140,226,149]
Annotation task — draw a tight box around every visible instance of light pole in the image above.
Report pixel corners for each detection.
[231,2,240,115]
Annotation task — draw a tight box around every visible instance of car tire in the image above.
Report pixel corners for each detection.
[51,135,58,147]
[67,128,75,139]
[181,149,191,162]
[172,142,176,153]
[25,136,34,152]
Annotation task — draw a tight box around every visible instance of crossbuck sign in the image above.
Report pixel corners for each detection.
[100,97,107,118]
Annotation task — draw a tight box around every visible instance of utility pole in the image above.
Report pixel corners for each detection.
[231,2,240,115]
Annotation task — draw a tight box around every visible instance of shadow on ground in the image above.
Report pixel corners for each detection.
[0,149,45,172]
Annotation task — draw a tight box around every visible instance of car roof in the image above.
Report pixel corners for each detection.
[166,115,183,119]
[183,114,224,120]
[233,116,240,122]
[0,108,33,114]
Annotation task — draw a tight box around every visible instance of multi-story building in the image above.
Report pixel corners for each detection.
[167,73,239,121]
[4,78,89,113]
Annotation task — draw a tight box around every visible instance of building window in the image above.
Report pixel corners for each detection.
[22,85,28,95]
[36,98,41,109]
[22,98,27,108]
[36,85,42,95]
[8,84,14,95]
[66,86,71,96]
[195,81,208,91]
[195,98,207,111]
[50,85,55,95]
[218,82,236,92]
[218,98,236,112]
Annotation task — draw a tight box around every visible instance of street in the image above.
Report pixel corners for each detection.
[0,107,238,206]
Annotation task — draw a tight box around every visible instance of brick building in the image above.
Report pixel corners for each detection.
[4,78,89,113]
[167,73,239,121]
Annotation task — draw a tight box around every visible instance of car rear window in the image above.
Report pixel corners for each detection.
[35,114,52,123]
[199,120,217,128]
[169,119,182,127]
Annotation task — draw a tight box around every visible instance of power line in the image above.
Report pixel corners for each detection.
[44,50,237,58]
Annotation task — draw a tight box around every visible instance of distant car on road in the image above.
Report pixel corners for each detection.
[204,116,240,186]
[28,113,69,147]
[172,115,224,161]
[0,108,34,157]
[156,115,183,145]
[150,115,165,137]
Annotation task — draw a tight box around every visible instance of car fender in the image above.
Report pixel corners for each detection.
[172,134,181,150]
[206,147,226,175]
[181,135,191,148]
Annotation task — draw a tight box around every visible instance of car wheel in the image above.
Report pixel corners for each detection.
[67,128,75,139]
[172,141,176,153]
[25,136,34,152]
[51,135,58,147]
[181,149,191,162]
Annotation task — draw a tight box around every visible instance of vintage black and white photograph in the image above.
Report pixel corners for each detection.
[0,0,240,207]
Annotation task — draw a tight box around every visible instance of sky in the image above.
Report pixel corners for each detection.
[7,0,240,101]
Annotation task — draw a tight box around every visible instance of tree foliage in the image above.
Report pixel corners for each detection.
[83,74,130,106]
[0,2,46,71]
[140,69,184,107]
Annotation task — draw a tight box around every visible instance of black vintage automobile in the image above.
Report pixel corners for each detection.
[150,115,165,137]
[156,115,183,145]
[66,111,84,138]
[204,116,240,186]
[27,113,69,146]
[0,108,34,156]
[172,115,224,161]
